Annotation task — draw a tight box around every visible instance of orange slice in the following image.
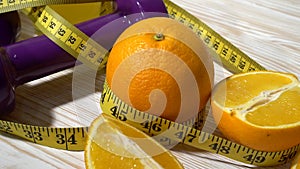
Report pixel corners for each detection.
[84,114,183,169]
[211,71,300,152]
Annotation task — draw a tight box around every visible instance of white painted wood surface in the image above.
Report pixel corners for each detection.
[1,0,300,168]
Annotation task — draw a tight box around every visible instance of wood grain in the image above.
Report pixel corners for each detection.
[1,0,300,168]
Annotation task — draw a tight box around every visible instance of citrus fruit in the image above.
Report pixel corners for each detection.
[85,114,183,169]
[211,71,300,152]
[106,17,214,123]
[291,151,300,169]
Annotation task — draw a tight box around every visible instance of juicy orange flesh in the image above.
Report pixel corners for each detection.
[222,73,292,107]
[90,141,181,169]
[246,86,300,126]
[88,117,183,169]
[90,141,144,169]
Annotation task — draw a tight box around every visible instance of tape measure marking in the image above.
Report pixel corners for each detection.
[163,0,266,74]
[33,5,109,70]
[0,120,87,150]
[100,81,300,167]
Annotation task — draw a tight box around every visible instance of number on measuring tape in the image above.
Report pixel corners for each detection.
[23,129,43,141]
[141,120,163,132]
[0,122,13,133]
[56,133,77,145]
[209,143,230,154]
[243,154,266,164]
[278,151,298,163]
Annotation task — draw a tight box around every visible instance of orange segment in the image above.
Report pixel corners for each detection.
[85,114,183,169]
[211,71,300,152]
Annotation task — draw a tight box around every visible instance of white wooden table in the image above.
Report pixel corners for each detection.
[1,0,300,168]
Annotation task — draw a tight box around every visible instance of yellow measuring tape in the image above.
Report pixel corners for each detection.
[23,4,111,70]
[100,81,299,167]
[0,0,298,167]
[164,1,266,74]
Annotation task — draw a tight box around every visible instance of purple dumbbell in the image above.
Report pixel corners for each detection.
[0,0,168,114]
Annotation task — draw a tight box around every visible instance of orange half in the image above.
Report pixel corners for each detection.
[211,71,300,152]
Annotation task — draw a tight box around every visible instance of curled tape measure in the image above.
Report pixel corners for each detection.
[0,0,298,167]
[100,81,299,167]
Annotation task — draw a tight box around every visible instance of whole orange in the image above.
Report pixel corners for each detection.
[106,17,214,123]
